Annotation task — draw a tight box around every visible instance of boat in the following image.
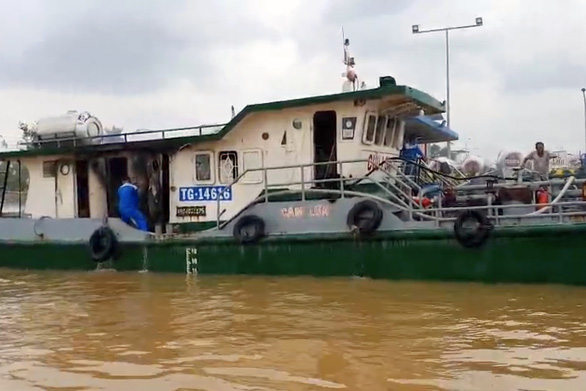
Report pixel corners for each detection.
[1,38,586,286]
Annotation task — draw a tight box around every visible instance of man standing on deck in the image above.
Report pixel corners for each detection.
[117,177,149,231]
[520,142,557,180]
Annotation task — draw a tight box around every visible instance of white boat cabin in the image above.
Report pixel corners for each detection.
[0,76,458,232]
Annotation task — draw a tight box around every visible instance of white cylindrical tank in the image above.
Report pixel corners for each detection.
[496,150,524,178]
[35,111,103,142]
[460,155,486,176]
[430,156,458,175]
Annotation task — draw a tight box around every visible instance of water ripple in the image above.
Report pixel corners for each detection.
[0,270,585,390]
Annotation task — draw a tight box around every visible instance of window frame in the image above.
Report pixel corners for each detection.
[240,148,264,184]
[218,150,239,184]
[193,150,215,184]
[374,115,387,145]
[383,116,397,147]
[361,111,378,145]
[42,160,57,178]
[392,119,405,149]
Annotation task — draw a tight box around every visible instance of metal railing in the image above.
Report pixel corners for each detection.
[214,158,586,230]
[215,159,414,228]
[19,123,226,150]
[215,158,468,228]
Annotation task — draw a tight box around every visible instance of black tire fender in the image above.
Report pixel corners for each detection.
[453,210,493,248]
[233,215,265,244]
[88,226,119,262]
[346,199,384,234]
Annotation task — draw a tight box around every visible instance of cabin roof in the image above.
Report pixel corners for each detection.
[0,82,446,159]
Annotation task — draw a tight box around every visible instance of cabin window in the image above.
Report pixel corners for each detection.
[241,149,263,184]
[194,152,213,182]
[393,120,405,148]
[218,151,239,184]
[384,117,396,147]
[42,160,57,178]
[374,115,386,145]
[362,113,377,144]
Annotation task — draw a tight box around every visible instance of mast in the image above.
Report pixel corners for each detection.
[341,28,359,92]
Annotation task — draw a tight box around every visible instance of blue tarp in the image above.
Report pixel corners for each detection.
[404,115,459,143]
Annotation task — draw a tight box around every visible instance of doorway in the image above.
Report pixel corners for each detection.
[106,157,128,217]
[75,160,90,218]
[312,111,338,181]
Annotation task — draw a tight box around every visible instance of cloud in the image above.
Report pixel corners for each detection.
[0,0,277,95]
[324,0,418,24]
[0,0,585,160]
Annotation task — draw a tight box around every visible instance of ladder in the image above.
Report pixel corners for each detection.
[0,160,10,217]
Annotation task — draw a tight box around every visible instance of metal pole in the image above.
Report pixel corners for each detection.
[411,18,483,161]
[445,29,451,158]
[582,88,586,155]
[18,160,21,218]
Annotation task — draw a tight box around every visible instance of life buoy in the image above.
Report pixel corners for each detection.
[88,226,119,262]
[453,210,493,248]
[346,199,383,234]
[233,215,265,244]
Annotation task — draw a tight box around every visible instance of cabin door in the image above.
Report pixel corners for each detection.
[312,111,338,181]
[106,157,128,217]
[75,160,90,217]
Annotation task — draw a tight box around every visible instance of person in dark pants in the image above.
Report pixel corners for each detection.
[117,177,148,231]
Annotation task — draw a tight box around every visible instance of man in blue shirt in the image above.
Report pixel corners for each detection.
[400,137,426,176]
[117,177,148,231]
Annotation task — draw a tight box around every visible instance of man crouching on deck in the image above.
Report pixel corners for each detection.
[117,177,148,231]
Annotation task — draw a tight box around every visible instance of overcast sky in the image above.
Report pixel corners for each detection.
[0,0,584,159]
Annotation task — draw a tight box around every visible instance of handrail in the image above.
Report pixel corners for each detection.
[212,158,586,230]
[218,185,586,230]
[22,123,227,149]
[215,158,422,228]
[0,159,9,216]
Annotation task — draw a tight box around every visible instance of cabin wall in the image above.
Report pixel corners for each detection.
[169,99,405,225]
[16,99,409,226]
[21,155,77,218]
[337,101,405,178]
[169,113,285,225]
[20,152,146,220]
[88,166,108,219]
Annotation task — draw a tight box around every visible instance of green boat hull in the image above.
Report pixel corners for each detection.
[1,223,585,286]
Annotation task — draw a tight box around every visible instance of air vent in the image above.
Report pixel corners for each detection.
[379,76,397,87]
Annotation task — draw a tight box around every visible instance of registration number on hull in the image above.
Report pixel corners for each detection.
[176,206,206,217]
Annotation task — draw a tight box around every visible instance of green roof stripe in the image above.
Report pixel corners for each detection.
[0,83,445,159]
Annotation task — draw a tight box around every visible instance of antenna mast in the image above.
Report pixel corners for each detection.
[341,27,359,92]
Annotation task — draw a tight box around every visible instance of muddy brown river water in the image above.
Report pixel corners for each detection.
[0,270,585,390]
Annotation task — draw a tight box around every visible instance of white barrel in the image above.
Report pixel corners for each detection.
[461,155,485,175]
[35,111,103,142]
[496,150,524,177]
